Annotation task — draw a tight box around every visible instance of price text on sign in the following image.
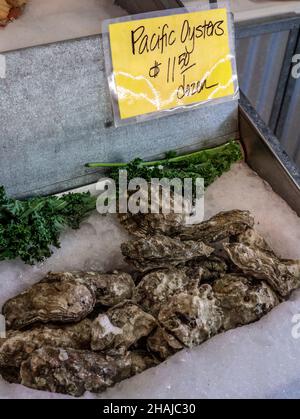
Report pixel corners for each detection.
[108,9,235,120]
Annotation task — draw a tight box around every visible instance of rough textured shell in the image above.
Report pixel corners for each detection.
[2,277,96,330]
[135,268,200,316]
[234,228,275,254]
[0,319,92,371]
[128,350,159,376]
[122,234,214,272]
[179,210,254,243]
[118,186,187,239]
[87,271,135,306]
[158,286,223,348]
[0,366,20,384]
[91,301,156,354]
[147,327,183,360]
[213,275,279,330]
[118,212,185,238]
[20,347,156,397]
[183,256,228,284]
[44,271,135,307]
[224,243,300,297]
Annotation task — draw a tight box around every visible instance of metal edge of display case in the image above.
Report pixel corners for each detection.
[239,92,300,217]
[268,27,300,133]
[275,30,300,140]
[235,14,300,134]
[236,14,300,39]
[114,0,184,14]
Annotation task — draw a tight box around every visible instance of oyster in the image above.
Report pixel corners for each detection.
[20,347,156,397]
[0,366,20,384]
[147,327,183,360]
[234,228,274,254]
[213,275,279,331]
[178,210,254,243]
[44,271,135,307]
[3,271,135,330]
[118,212,185,238]
[135,268,200,316]
[87,271,135,306]
[0,319,92,374]
[3,277,96,330]
[184,256,228,284]
[224,243,300,297]
[91,301,156,354]
[129,350,159,375]
[121,235,214,272]
[158,285,223,348]
[118,184,187,238]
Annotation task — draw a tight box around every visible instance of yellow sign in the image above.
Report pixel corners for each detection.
[108,8,235,120]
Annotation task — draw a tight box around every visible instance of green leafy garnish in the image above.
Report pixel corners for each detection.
[0,188,96,265]
[86,140,243,194]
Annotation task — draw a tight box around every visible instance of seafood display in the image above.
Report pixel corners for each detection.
[1,209,300,396]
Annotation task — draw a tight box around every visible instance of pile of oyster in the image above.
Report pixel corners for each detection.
[1,210,300,397]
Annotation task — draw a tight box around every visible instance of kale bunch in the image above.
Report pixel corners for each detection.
[0,187,96,265]
[107,141,243,194]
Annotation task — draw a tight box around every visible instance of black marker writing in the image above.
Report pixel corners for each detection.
[149,61,162,78]
[131,24,176,55]
[177,74,219,100]
[178,47,196,75]
[130,18,225,56]
[181,19,225,42]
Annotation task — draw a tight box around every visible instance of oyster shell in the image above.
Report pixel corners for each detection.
[3,271,135,330]
[178,210,254,243]
[3,277,96,330]
[0,319,92,372]
[234,228,274,254]
[224,243,300,297]
[213,275,279,331]
[121,234,214,272]
[44,271,135,307]
[129,350,159,375]
[20,347,156,397]
[0,366,20,384]
[183,256,228,284]
[87,271,135,306]
[91,301,156,354]
[118,212,185,239]
[158,285,223,348]
[118,184,187,238]
[147,327,184,360]
[135,268,200,316]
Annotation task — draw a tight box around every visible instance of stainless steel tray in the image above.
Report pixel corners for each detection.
[239,93,300,217]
